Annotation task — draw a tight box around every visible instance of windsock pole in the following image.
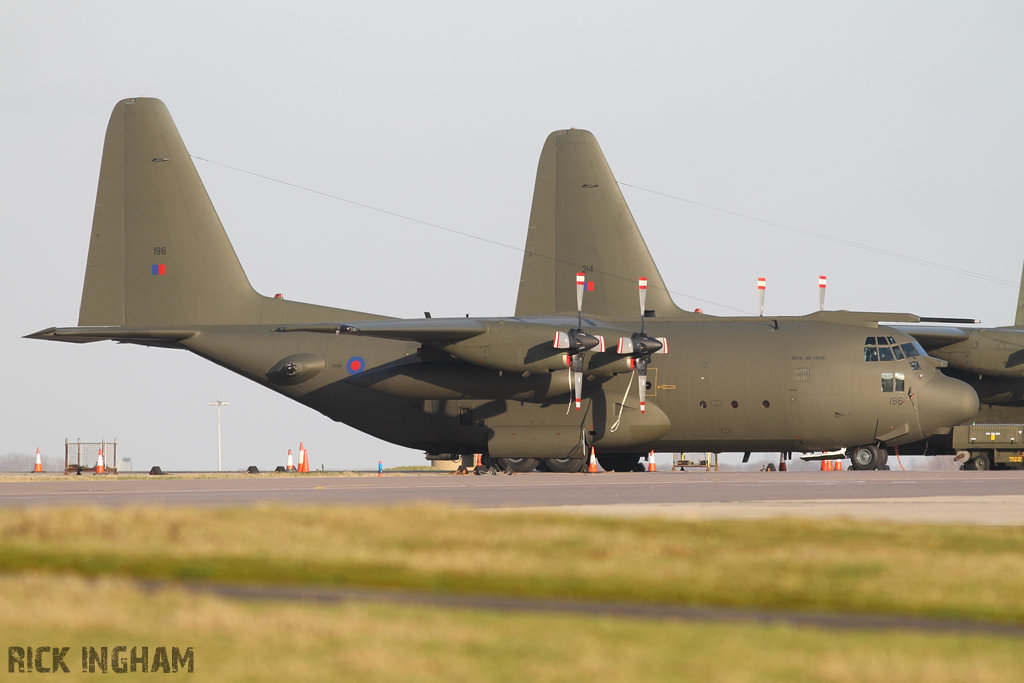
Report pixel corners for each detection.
[818,275,827,311]
[378,460,383,477]
[33,448,43,473]
[757,278,766,316]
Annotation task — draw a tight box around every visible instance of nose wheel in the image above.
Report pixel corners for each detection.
[849,445,888,470]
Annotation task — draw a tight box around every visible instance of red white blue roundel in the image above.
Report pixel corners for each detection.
[346,356,366,374]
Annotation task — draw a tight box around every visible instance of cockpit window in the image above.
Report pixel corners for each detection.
[891,344,906,360]
[886,337,897,345]
[881,372,895,392]
[864,347,879,362]
[900,342,921,358]
[878,347,895,362]
[865,337,877,345]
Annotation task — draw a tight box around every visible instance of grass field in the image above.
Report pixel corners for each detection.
[2,572,1021,683]
[1,504,1023,624]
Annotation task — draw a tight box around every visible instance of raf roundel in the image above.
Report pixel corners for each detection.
[346,356,366,374]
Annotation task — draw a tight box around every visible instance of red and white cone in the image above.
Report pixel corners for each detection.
[286,449,295,472]
[648,450,656,472]
[298,442,306,472]
[95,448,105,474]
[33,448,43,473]
[587,447,598,473]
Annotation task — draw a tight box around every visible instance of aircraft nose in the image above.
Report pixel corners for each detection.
[915,375,979,436]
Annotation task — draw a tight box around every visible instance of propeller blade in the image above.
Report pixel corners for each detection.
[553,331,571,349]
[638,277,648,318]
[574,368,583,411]
[757,277,766,316]
[638,360,647,414]
[818,275,827,311]
[576,272,585,317]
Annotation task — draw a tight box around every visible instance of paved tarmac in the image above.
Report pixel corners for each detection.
[0,471,1021,524]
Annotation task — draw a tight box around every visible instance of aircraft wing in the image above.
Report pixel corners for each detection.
[894,326,971,351]
[274,318,489,342]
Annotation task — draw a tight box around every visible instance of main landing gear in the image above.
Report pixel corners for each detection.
[849,445,890,471]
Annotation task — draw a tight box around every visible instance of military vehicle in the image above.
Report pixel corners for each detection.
[27,98,980,472]
[893,268,1024,469]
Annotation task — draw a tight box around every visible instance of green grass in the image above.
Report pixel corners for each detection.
[1,505,1023,625]
[1,573,1020,683]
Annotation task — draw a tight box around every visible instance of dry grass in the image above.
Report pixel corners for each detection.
[0,505,1023,624]
[0,572,1020,683]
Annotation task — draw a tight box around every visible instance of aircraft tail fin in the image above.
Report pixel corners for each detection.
[80,97,265,327]
[514,129,689,319]
[1015,257,1024,326]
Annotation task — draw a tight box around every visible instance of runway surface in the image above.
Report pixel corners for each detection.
[2,471,1022,524]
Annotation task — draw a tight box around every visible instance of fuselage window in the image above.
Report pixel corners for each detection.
[895,372,905,392]
[881,372,895,392]
[864,347,879,362]
[900,342,921,358]
[891,345,906,360]
[909,360,920,370]
[865,337,877,345]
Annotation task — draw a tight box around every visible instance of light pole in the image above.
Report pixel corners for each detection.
[208,399,229,471]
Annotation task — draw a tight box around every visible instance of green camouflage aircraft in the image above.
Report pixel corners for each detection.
[28,98,980,472]
[894,270,1024,468]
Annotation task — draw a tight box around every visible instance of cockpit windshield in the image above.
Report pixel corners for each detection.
[864,338,926,362]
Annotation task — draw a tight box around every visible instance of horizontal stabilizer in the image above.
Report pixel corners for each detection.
[275,318,488,342]
[25,326,197,346]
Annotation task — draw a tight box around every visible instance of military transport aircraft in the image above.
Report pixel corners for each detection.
[894,267,1024,468]
[28,98,980,472]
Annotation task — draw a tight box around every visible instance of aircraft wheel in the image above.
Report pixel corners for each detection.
[968,453,992,471]
[850,445,881,470]
[544,458,585,473]
[596,454,642,472]
[875,449,889,470]
[499,457,539,473]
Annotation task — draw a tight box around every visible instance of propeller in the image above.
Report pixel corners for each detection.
[615,277,668,414]
[552,273,605,410]
[818,275,827,311]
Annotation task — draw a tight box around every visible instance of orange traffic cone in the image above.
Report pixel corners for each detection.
[820,459,828,471]
[33,448,43,473]
[779,455,787,472]
[474,453,482,469]
[648,450,657,472]
[95,448,105,474]
[588,447,598,473]
[298,442,306,472]
[835,460,843,471]
[286,449,295,472]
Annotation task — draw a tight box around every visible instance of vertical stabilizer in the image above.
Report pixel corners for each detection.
[514,129,687,319]
[1016,257,1024,327]
[79,98,261,327]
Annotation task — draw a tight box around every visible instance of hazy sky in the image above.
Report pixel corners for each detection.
[3,2,1022,471]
